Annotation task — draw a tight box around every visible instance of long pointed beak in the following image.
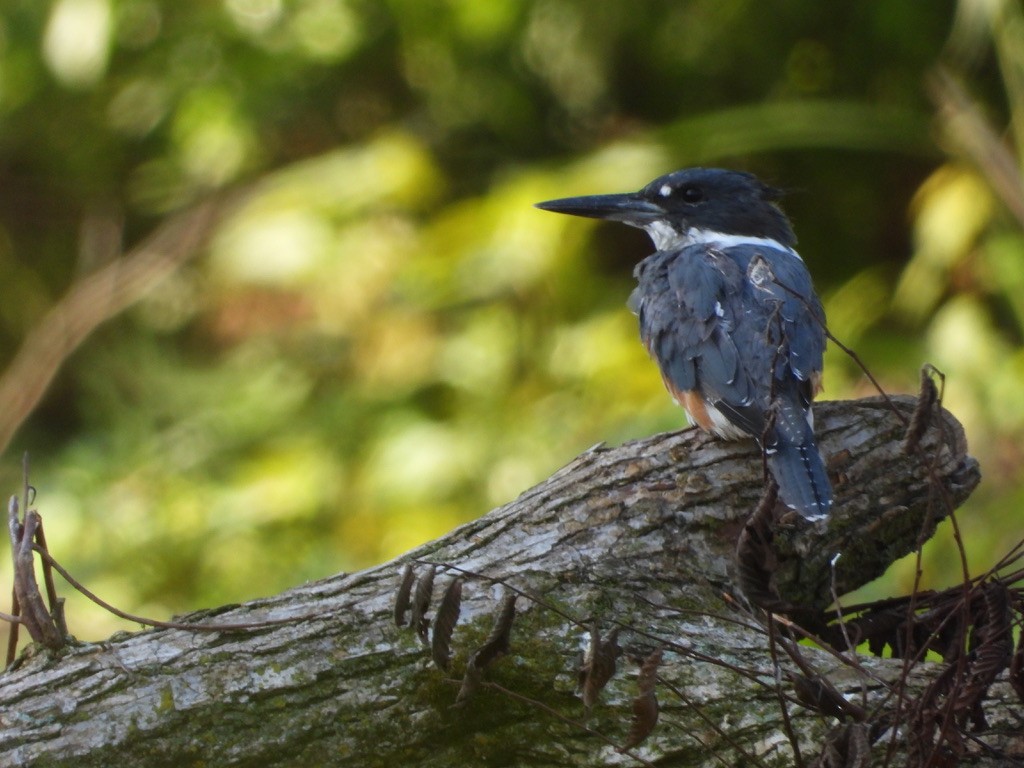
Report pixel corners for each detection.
[534,193,664,225]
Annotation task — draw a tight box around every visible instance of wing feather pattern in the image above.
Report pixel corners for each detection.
[632,242,830,518]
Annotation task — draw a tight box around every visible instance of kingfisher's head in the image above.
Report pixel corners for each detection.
[535,167,796,252]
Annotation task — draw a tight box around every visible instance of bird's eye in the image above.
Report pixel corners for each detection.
[681,185,704,203]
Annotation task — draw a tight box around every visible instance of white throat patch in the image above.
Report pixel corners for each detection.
[641,220,684,251]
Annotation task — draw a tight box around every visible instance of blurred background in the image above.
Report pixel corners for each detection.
[1,0,1022,648]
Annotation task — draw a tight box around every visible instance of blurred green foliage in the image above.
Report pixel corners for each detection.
[0,0,1021,646]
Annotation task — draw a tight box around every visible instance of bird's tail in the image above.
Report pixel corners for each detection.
[765,399,832,521]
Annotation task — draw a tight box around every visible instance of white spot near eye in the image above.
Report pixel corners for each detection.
[659,184,672,197]
[714,300,725,317]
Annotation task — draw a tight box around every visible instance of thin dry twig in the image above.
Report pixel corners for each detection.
[7,501,64,651]
[30,544,329,633]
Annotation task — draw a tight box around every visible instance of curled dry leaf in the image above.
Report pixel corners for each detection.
[394,563,416,628]
[619,647,662,752]
[579,625,621,715]
[410,566,436,645]
[735,483,788,612]
[431,577,463,672]
[902,577,1017,760]
[954,580,1013,730]
[902,366,941,454]
[474,593,516,670]
[454,593,517,705]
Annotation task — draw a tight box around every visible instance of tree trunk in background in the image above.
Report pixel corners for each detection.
[3,395,1018,768]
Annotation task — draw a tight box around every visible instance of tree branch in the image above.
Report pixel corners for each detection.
[1,395,1006,768]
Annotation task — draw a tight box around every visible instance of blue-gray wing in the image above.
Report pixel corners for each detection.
[631,242,831,518]
[633,243,824,433]
[743,247,826,396]
[631,249,732,403]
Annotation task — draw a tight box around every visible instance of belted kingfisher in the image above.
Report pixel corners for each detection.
[536,168,832,520]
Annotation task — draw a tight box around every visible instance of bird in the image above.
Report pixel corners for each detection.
[535,167,832,520]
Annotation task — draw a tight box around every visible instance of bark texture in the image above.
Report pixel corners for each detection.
[2,395,1015,768]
